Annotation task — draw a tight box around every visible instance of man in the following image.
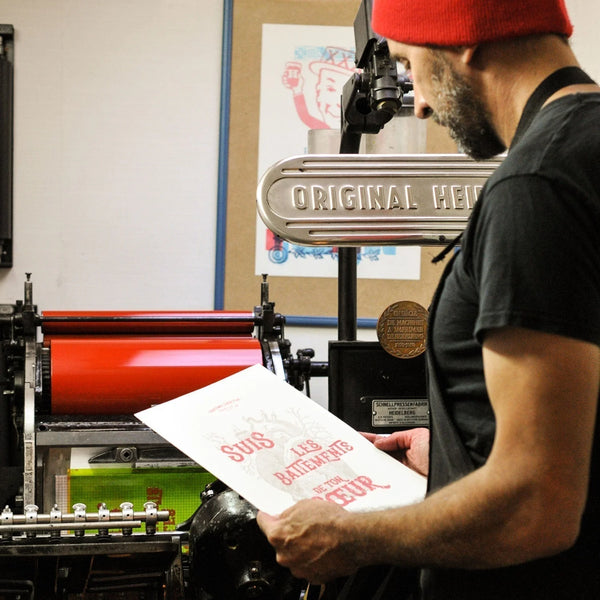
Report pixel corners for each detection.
[257,0,600,598]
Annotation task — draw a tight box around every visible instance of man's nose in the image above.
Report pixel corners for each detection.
[413,89,433,120]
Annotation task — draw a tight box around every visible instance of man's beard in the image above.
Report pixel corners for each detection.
[429,51,506,160]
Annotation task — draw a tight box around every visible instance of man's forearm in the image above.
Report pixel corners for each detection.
[344,460,578,572]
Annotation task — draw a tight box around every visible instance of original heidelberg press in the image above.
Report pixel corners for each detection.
[0,144,501,600]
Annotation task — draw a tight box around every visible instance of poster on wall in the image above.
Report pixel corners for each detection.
[255,23,420,281]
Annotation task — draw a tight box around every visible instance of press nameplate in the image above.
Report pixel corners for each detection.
[257,154,502,246]
[370,398,429,428]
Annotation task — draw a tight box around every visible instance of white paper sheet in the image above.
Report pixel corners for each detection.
[136,364,426,515]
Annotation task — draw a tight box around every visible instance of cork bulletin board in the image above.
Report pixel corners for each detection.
[223,0,457,321]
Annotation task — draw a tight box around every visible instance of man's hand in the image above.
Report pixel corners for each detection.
[362,428,430,476]
[256,499,360,584]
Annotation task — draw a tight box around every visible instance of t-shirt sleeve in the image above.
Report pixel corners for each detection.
[470,174,600,346]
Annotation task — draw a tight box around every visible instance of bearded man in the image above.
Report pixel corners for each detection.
[258,1,600,598]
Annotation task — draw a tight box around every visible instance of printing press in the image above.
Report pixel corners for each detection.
[0,167,501,600]
[0,145,501,600]
[0,274,332,599]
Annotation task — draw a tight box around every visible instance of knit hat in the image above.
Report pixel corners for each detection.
[371,0,574,46]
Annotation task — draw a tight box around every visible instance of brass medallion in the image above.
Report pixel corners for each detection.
[377,301,428,359]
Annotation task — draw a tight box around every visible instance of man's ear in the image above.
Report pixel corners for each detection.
[444,45,480,70]
[460,45,479,65]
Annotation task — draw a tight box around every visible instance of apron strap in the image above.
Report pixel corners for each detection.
[512,66,596,147]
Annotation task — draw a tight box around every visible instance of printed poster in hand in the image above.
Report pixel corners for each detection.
[136,364,426,516]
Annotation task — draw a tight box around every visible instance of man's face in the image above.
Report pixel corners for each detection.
[388,40,506,160]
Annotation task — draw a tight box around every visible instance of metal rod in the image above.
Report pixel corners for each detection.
[338,248,357,341]
[337,126,362,342]
[0,520,143,532]
[41,315,255,323]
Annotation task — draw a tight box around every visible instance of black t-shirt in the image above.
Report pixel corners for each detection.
[426,93,600,599]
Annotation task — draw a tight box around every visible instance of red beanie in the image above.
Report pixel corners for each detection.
[371,0,573,46]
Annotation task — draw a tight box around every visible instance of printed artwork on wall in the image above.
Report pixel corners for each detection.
[255,23,420,281]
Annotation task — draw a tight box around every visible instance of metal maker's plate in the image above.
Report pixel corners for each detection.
[377,300,428,359]
[257,154,503,246]
[371,398,430,428]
